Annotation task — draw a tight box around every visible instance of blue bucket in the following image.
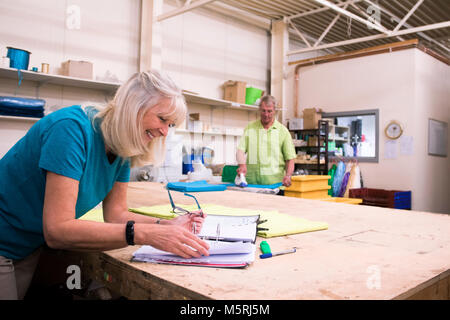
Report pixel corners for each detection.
[7,47,31,70]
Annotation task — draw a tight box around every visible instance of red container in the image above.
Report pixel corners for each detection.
[349,188,411,210]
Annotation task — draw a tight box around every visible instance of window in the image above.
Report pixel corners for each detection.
[322,109,379,163]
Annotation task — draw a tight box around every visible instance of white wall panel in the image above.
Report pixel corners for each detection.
[161,2,268,99]
[0,0,140,83]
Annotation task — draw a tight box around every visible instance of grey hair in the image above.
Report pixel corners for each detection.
[90,69,186,168]
[259,95,277,108]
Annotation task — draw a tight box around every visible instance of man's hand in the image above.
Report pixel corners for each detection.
[282,175,292,187]
[283,159,294,187]
[237,164,247,176]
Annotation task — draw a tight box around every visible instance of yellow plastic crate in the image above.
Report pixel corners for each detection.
[286,175,331,192]
[285,187,331,199]
[319,197,363,205]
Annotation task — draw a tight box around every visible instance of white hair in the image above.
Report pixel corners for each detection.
[84,69,186,168]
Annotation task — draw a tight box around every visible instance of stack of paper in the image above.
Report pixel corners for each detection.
[131,214,259,268]
[132,240,256,268]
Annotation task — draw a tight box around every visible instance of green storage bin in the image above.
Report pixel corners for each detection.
[222,165,238,183]
[245,87,263,105]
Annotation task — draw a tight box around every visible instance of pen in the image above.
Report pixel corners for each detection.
[259,247,296,259]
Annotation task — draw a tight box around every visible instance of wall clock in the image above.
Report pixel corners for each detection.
[385,120,403,140]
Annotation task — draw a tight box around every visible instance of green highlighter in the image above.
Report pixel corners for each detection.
[260,241,271,255]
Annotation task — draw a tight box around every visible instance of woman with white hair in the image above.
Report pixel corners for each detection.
[0,70,209,300]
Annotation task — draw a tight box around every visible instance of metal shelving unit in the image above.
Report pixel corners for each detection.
[290,120,329,175]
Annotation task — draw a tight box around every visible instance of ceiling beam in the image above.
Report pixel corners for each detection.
[288,19,311,47]
[312,0,391,35]
[287,20,450,55]
[204,1,271,30]
[314,3,349,47]
[157,0,217,21]
[350,2,394,37]
[287,0,364,20]
[364,0,449,53]
[393,0,424,32]
[288,27,343,55]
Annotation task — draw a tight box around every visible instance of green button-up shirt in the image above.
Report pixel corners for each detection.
[237,119,296,185]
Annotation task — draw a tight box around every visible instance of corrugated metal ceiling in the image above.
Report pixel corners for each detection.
[215,0,450,59]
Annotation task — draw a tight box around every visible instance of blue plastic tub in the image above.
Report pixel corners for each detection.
[7,47,31,70]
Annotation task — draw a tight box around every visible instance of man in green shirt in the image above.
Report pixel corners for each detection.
[236,95,296,187]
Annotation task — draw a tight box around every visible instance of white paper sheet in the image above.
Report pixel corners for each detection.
[384,140,397,159]
[399,136,414,156]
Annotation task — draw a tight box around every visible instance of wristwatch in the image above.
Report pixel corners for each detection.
[125,220,135,245]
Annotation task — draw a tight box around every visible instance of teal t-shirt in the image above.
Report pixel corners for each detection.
[0,105,130,260]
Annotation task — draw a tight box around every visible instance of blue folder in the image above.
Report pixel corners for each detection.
[166,180,227,192]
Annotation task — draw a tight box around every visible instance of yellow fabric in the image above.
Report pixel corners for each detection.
[79,204,328,238]
[79,208,104,222]
[256,211,328,238]
[129,205,178,219]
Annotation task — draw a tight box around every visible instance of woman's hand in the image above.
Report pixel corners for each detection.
[168,211,207,234]
[135,223,210,259]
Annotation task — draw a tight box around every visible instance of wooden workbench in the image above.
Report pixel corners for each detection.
[58,182,450,300]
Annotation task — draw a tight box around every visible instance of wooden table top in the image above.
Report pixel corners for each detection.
[98,182,450,300]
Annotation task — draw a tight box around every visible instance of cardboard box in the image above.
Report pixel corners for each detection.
[308,136,318,147]
[303,108,323,129]
[61,60,93,79]
[308,136,326,147]
[223,80,246,104]
[189,113,200,121]
[289,118,303,130]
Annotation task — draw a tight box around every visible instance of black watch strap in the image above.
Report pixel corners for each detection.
[125,220,135,246]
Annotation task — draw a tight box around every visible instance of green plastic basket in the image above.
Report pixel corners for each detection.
[245,87,263,105]
[221,165,238,183]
